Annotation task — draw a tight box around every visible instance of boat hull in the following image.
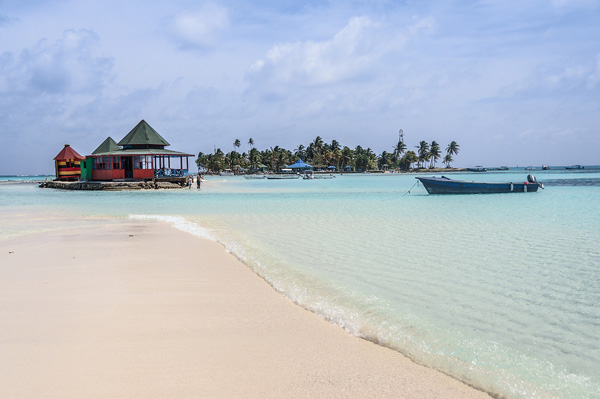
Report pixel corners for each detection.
[416,177,540,194]
[265,174,300,180]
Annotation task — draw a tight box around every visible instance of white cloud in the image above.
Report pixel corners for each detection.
[169,3,229,49]
[543,55,600,91]
[0,29,112,95]
[248,16,410,87]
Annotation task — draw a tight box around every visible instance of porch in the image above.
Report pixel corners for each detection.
[91,154,190,181]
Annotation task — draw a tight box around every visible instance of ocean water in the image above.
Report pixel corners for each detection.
[1,169,599,399]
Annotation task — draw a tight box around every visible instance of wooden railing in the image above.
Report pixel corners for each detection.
[154,168,188,178]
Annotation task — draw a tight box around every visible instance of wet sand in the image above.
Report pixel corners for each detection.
[0,219,491,398]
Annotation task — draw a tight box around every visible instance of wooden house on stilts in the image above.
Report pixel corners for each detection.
[80,120,193,183]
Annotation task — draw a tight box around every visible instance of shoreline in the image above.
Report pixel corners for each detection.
[0,217,492,398]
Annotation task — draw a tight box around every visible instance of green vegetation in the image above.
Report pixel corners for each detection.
[196,136,460,173]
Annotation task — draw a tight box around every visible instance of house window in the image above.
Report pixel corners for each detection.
[92,157,114,170]
[134,155,152,169]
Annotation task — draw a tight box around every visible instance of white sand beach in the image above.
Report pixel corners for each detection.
[0,218,491,398]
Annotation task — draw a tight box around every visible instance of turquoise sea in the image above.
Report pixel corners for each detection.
[1,169,599,399]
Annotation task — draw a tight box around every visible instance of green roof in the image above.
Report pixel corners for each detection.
[91,148,193,157]
[92,137,122,155]
[118,120,170,147]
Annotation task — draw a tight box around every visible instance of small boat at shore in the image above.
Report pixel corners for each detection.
[265,174,300,180]
[303,172,335,180]
[416,175,544,194]
[243,175,266,180]
[466,166,487,172]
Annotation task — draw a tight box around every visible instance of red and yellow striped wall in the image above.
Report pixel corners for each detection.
[55,159,82,181]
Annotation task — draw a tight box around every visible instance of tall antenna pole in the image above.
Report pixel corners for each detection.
[398,129,404,143]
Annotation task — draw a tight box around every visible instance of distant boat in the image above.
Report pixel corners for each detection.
[416,175,544,194]
[542,165,549,170]
[220,169,234,176]
[498,166,509,170]
[565,165,584,170]
[265,174,300,180]
[243,175,265,180]
[303,172,335,180]
[525,167,536,170]
[303,175,335,180]
[466,166,487,172]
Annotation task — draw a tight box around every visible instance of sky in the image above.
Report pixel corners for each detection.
[1,0,599,174]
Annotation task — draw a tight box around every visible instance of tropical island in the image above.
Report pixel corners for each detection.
[196,137,461,174]
[40,121,463,191]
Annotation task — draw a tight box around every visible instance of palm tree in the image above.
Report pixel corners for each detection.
[341,146,353,170]
[446,141,460,157]
[313,136,324,149]
[269,146,291,171]
[313,136,324,164]
[294,144,306,160]
[403,151,419,170]
[248,148,261,169]
[443,154,454,168]
[378,151,392,170]
[416,141,430,168]
[429,141,440,168]
[392,140,407,170]
[207,148,225,171]
[248,138,254,149]
[445,141,459,168]
[365,148,377,171]
[393,140,406,158]
[331,147,342,169]
[306,142,316,164]
[260,148,272,171]
[234,139,241,153]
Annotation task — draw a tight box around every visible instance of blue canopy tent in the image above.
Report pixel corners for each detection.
[287,159,313,171]
[327,165,336,171]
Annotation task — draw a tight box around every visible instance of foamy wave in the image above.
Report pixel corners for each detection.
[129,214,214,240]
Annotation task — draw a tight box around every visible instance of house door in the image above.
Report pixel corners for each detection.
[122,157,133,179]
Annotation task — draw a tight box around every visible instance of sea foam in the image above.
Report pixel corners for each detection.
[128,214,214,241]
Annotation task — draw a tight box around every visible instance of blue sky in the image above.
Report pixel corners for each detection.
[1,0,599,174]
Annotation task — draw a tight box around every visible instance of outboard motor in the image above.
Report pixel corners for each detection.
[527,174,544,189]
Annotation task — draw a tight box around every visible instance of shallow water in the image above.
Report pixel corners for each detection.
[1,170,599,399]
